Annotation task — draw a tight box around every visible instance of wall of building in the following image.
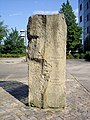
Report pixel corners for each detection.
[78,0,90,51]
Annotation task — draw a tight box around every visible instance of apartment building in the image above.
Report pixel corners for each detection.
[78,0,90,51]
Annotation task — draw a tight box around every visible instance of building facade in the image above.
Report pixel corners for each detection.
[78,0,90,51]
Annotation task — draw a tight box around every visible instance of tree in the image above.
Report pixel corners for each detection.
[0,16,8,53]
[60,0,82,52]
[4,28,26,54]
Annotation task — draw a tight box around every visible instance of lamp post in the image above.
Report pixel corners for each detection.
[20,29,27,46]
[20,29,27,61]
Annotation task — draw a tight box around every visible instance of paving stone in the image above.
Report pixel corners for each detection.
[20,115,29,120]
[10,113,21,120]
[55,116,63,120]
[0,114,15,120]
[24,110,35,118]
[0,69,90,120]
[35,111,48,119]
[29,116,37,120]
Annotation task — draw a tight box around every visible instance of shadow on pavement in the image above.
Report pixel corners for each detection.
[0,81,28,105]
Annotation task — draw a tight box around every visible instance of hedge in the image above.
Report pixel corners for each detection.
[0,53,26,58]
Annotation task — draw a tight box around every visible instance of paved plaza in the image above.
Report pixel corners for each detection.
[0,58,90,120]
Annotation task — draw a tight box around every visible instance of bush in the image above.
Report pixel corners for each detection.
[73,53,85,59]
[66,53,74,59]
[0,53,26,58]
[84,52,90,61]
[73,53,80,59]
[79,53,85,59]
[67,53,85,59]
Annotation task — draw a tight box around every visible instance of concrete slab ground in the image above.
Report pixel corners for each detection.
[0,59,90,120]
[0,57,26,64]
[66,59,90,92]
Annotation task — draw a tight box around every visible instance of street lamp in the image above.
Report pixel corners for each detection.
[20,29,28,61]
[20,29,27,46]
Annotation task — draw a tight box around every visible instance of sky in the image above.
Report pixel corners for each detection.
[0,0,78,32]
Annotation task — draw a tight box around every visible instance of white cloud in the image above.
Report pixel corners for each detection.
[9,13,22,17]
[33,10,59,15]
[73,8,78,23]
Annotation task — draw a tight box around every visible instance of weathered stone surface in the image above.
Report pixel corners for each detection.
[27,13,67,108]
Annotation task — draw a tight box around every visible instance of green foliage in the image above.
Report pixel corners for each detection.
[66,52,85,59]
[74,53,85,59]
[0,16,26,56]
[79,53,85,59]
[0,45,4,53]
[4,28,26,54]
[0,53,25,58]
[0,16,8,43]
[73,53,81,59]
[60,0,82,52]
[66,53,74,59]
[0,16,8,53]
[84,52,90,61]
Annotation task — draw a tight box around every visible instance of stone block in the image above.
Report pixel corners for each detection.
[27,13,67,108]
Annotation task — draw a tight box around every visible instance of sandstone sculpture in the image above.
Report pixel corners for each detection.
[27,13,67,109]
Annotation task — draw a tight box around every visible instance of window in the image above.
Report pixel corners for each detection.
[80,16,82,22]
[80,4,82,11]
[87,2,89,9]
[89,0,90,6]
[87,15,89,21]
[87,13,90,21]
[87,27,89,33]
[87,26,90,33]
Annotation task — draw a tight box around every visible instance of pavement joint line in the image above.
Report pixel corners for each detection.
[4,74,14,81]
[70,73,90,96]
